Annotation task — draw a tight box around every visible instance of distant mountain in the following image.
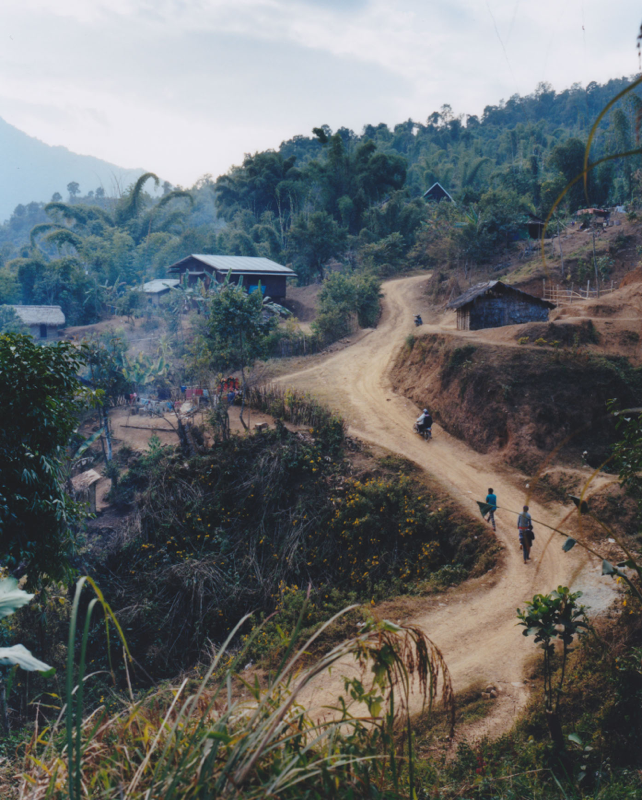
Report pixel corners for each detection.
[0,116,145,222]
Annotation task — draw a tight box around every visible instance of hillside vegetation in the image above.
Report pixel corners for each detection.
[1,75,642,334]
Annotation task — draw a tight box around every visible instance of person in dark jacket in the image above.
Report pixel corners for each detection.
[518,505,533,562]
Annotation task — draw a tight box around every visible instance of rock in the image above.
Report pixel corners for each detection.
[485,685,495,694]
[254,422,269,431]
[490,689,498,698]
[481,692,491,700]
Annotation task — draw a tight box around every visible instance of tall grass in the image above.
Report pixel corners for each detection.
[247,385,345,440]
[19,579,453,800]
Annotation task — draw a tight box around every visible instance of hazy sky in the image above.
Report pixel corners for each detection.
[1,1,641,187]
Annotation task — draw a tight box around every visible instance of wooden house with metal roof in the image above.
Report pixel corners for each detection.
[447,281,554,331]
[167,255,296,300]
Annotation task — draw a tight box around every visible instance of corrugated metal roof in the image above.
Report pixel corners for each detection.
[143,279,180,293]
[447,281,554,310]
[168,255,296,276]
[9,305,66,325]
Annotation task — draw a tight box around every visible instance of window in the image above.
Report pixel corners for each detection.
[39,324,47,339]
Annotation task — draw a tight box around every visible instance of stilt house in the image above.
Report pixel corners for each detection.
[447,281,554,331]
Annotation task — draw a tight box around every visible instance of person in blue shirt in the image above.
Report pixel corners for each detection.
[485,488,497,531]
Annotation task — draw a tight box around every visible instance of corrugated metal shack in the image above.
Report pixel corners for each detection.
[447,281,555,331]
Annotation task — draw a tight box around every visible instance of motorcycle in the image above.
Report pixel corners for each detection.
[413,421,432,440]
[414,314,423,326]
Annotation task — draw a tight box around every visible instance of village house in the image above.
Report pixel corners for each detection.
[447,280,555,331]
[9,304,65,339]
[166,255,296,300]
[143,278,180,306]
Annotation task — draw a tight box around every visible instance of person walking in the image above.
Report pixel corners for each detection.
[485,488,497,531]
[518,505,533,562]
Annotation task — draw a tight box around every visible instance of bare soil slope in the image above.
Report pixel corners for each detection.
[276,274,615,737]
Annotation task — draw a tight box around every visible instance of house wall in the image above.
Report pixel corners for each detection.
[468,295,549,330]
[213,272,287,299]
[29,323,62,340]
[174,260,288,299]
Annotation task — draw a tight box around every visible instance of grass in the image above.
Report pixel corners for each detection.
[17,580,454,800]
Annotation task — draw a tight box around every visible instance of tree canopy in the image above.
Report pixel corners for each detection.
[0,335,95,585]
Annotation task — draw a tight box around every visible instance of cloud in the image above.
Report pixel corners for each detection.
[0,0,640,186]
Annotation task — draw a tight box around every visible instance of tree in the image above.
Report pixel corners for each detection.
[204,283,277,427]
[517,587,588,761]
[0,334,95,586]
[66,182,80,200]
[0,306,27,334]
[82,335,132,461]
[51,192,62,202]
[288,211,347,281]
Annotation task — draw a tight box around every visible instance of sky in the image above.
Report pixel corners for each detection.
[1,0,641,188]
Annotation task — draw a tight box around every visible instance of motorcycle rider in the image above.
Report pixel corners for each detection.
[414,314,423,326]
[416,408,433,436]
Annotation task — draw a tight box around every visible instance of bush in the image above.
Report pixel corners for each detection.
[312,271,381,343]
[92,422,491,675]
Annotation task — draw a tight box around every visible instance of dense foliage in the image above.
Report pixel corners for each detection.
[0,334,94,585]
[0,77,641,327]
[92,419,492,675]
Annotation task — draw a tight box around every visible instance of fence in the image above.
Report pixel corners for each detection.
[542,279,616,305]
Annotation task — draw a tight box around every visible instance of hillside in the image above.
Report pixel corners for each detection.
[0,116,145,222]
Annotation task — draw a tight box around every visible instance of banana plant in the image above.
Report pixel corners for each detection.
[0,578,54,734]
[123,351,170,388]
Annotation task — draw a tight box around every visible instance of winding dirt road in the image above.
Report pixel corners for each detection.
[277,274,615,736]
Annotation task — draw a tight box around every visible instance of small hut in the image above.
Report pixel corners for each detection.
[143,278,179,306]
[447,281,554,331]
[71,469,102,514]
[422,182,454,204]
[9,305,65,339]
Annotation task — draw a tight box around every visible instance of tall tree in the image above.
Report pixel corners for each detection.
[0,334,95,586]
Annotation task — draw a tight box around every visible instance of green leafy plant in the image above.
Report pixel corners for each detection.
[0,578,54,735]
[21,582,453,800]
[517,587,588,758]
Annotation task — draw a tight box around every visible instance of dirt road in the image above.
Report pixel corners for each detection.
[277,274,614,737]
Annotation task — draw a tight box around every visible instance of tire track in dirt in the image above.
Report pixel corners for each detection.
[275,274,614,737]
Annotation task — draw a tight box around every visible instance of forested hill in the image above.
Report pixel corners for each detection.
[0,76,640,327]
[0,116,144,223]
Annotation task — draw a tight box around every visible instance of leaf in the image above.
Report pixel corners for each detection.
[562,537,577,552]
[568,732,583,746]
[0,578,34,620]
[569,495,589,514]
[602,560,616,576]
[0,644,53,673]
[72,428,104,460]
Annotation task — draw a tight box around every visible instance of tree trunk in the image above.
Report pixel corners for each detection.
[546,710,571,770]
[102,405,113,462]
[0,675,9,736]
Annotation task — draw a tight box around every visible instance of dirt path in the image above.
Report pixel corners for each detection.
[276,274,615,738]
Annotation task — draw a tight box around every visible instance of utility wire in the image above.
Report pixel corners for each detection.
[485,0,515,83]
